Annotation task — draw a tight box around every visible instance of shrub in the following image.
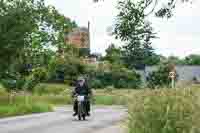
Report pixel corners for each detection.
[128,88,200,133]
[23,67,48,91]
[89,66,141,89]
[147,63,178,89]
[114,79,127,88]
[1,79,17,92]
[112,67,141,89]
[90,79,103,89]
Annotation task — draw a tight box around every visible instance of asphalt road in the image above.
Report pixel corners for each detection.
[0,106,127,133]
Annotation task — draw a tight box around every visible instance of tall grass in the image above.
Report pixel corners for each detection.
[94,95,127,105]
[128,88,200,133]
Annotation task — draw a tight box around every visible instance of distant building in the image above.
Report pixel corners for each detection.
[65,22,90,56]
[137,65,200,85]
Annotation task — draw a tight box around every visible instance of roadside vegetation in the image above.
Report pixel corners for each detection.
[0,83,128,106]
[0,103,53,118]
[127,87,200,133]
[0,83,129,117]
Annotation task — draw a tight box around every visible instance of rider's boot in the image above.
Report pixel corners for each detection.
[73,112,78,117]
[86,112,90,116]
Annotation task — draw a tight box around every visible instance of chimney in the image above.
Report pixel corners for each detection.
[88,21,91,54]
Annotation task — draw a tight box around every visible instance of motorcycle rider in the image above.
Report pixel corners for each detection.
[72,77,92,117]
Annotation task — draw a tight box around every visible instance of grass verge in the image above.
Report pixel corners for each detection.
[0,103,53,118]
[127,88,200,133]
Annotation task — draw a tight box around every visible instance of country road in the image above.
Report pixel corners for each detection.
[0,106,127,133]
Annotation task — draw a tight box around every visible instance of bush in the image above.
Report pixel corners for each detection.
[89,66,141,89]
[1,79,17,92]
[23,67,48,91]
[90,79,103,89]
[147,63,178,89]
[128,88,200,133]
[114,79,127,88]
[112,67,141,89]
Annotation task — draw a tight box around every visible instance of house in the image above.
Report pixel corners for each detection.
[65,22,91,56]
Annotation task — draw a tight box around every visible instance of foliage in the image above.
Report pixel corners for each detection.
[93,0,193,18]
[114,0,158,69]
[47,54,86,84]
[23,67,48,91]
[0,0,43,71]
[184,54,200,65]
[90,79,104,89]
[167,56,185,65]
[111,66,141,88]
[147,63,177,89]
[103,44,122,64]
[1,79,17,92]
[128,88,200,133]
[162,54,200,65]
[89,64,141,89]
[0,0,77,77]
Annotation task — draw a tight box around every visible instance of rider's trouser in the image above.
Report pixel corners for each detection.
[73,100,90,113]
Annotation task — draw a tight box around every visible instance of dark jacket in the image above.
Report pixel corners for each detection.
[73,83,92,97]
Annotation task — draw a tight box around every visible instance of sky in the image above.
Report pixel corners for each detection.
[46,0,200,58]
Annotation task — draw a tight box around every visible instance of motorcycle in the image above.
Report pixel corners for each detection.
[76,95,87,121]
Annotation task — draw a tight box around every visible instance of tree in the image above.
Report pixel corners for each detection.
[103,44,122,64]
[0,0,43,73]
[0,0,78,93]
[0,0,77,74]
[115,0,157,69]
[167,56,185,65]
[184,54,200,65]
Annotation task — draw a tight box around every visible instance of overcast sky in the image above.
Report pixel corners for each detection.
[46,0,200,58]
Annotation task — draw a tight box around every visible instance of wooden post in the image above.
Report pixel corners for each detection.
[169,71,175,89]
